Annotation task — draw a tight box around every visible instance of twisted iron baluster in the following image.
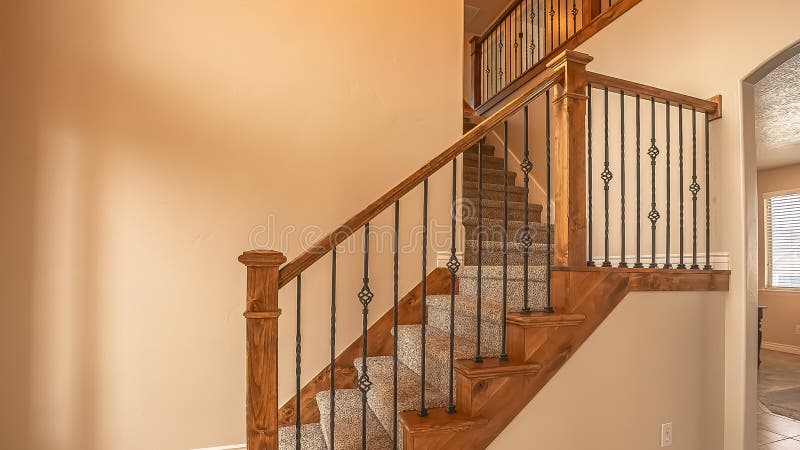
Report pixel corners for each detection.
[537,0,541,61]
[447,160,460,413]
[704,112,712,270]
[549,0,555,52]
[634,94,643,268]
[690,108,700,269]
[572,0,579,35]
[358,224,374,450]
[295,274,302,450]
[648,97,660,268]
[544,90,554,314]
[392,201,399,446]
[587,84,595,267]
[619,90,627,268]
[419,180,430,415]
[521,107,532,315]
[601,86,613,267]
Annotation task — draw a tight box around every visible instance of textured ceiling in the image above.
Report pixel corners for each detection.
[755,52,800,169]
[465,0,511,36]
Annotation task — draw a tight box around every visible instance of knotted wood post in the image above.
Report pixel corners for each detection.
[547,50,592,267]
[239,250,287,450]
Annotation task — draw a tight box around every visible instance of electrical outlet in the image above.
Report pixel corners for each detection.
[661,422,673,447]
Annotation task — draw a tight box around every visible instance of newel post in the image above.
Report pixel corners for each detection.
[239,250,287,450]
[547,50,593,267]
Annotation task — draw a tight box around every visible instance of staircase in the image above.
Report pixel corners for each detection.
[238,49,729,450]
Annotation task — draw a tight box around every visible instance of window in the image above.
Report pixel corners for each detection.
[765,191,800,288]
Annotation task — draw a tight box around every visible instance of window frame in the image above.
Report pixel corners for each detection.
[763,187,800,291]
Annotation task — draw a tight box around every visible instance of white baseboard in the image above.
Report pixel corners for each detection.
[761,341,800,355]
[438,251,730,270]
[436,251,465,268]
[191,445,245,450]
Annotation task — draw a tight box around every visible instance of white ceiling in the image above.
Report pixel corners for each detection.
[755,52,800,169]
[464,0,512,36]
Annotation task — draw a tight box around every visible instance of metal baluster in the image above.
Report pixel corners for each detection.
[392,200,399,445]
[447,159,460,413]
[419,180,430,415]
[329,249,336,450]
[559,0,562,44]
[572,0,578,35]
[502,121,510,359]
[648,97,660,268]
[521,106,533,314]
[537,0,541,61]
[295,274,302,450]
[517,4,522,78]
[664,101,672,269]
[634,94,643,268]
[544,90,554,314]
[677,105,686,269]
[704,112,712,270]
[476,141,485,362]
[690,108,700,269]
[587,84,595,267]
[619,91,627,268]
[601,86,613,267]
[499,22,504,90]
[358,224,374,450]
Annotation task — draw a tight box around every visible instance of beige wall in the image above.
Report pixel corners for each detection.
[491,292,726,450]
[758,163,800,349]
[0,1,462,449]
[483,0,800,449]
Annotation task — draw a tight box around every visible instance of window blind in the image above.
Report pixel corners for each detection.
[766,192,800,288]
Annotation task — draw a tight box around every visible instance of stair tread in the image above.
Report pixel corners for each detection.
[465,240,550,252]
[506,311,586,327]
[463,181,526,193]
[353,356,448,437]
[278,423,327,450]
[454,358,541,379]
[461,198,543,211]
[316,389,393,450]
[458,264,548,281]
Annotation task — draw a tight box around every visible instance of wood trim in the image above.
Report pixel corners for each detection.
[586,71,721,115]
[583,0,603,24]
[476,0,643,115]
[277,71,564,287]
[470,36,482,110]
[708,94,723,121]
[238,250,286,450]
[277,268,453,427]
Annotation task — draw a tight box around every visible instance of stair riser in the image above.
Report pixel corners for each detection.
[463,169,516,185]
[464,249,551,266]
[464,146,496,157]
[464,224,550,243]
[462,206,542,223]
[457,279,549,312]
[463,188,527,203]
[463,155,506,171]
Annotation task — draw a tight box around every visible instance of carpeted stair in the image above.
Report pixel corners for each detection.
[275,117,552,450]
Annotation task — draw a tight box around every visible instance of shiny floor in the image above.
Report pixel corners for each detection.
[758,350,800,448]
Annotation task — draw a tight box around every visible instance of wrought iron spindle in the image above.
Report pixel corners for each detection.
[664,101,672,269]
[358,224,374,449]
[295,274,302,450]
[648,97,660,268]
[537,0,541,61]
[572,0,578,35]
[521,106,533,314]
[392,200,399,444]
[690,108,700,269]
[476,140,485,362]
[704,112,712,270]
[619,90,627,268]
[601,86,612,267]
[518,4,523,77]
[502,121,510,359]
[634,94,643,268]
[587,84,595,266]
[419,180,429,415]
[498,23,504,90]
[544,90,554,314]
[329,249,337,449]
[558,0,562,44]
[447,159,459,413]
[677,105,686,269]
[549,0,555,51]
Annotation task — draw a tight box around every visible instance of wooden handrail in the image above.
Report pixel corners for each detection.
[585,71,721,116]
[277,70,565,288]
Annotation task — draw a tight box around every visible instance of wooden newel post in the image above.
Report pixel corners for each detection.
[239,250,287,450]
[546,50,593,267]
[470,36,482,109]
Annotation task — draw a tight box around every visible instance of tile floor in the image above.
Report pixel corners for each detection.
[758,350,800,448]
